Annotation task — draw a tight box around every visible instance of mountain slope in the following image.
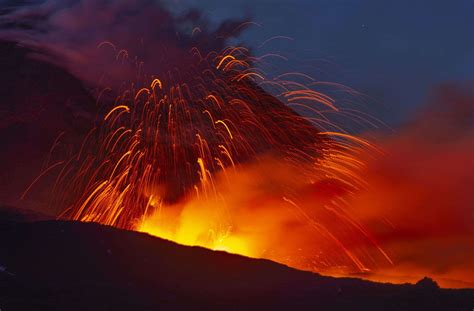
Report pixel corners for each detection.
[0,216,472,310]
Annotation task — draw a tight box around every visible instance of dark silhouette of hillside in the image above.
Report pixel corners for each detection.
[0,207,472,310]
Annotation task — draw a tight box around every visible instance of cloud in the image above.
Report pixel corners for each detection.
[347,84,474,287]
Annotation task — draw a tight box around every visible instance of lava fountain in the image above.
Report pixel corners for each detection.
[48,43,392,276]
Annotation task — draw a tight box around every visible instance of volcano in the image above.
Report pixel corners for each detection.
[1,1,473,306]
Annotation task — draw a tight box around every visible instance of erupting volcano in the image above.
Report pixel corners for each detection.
[1,1,473,309]
[51,43,391,275]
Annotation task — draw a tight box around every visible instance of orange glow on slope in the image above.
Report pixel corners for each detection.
[139,201,254,257]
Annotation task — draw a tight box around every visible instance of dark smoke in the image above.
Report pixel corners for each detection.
[0,0,248,211]
[0,0,248,88]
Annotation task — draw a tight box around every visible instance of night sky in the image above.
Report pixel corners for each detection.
[2,0,473,125]
[175,0,474,126]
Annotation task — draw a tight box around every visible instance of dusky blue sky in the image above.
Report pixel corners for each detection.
[175,0,474,126]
